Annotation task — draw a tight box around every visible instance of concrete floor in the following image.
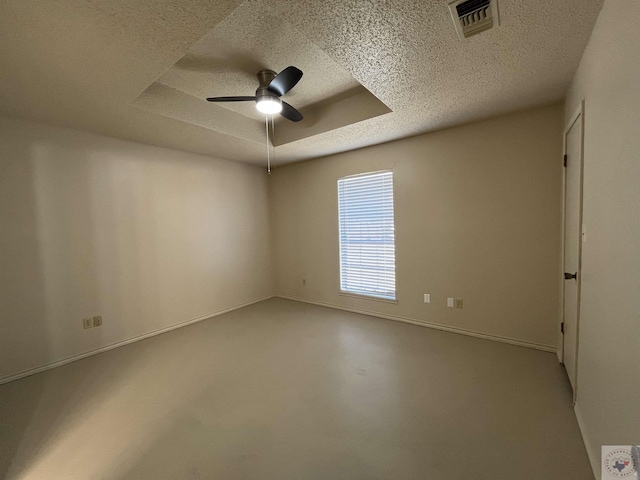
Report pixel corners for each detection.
[0,298,593,479]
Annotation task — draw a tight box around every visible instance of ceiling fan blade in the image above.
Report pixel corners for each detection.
[280,101,303,122]
[206,96,256,102]
[267,66,303,96]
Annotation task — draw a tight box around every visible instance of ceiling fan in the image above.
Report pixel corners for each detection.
[206,66,304,122]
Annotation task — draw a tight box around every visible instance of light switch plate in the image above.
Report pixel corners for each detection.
[93,315,103,327]
[447,298,455,308]
[83,318,93,329]
[424,294,431,303]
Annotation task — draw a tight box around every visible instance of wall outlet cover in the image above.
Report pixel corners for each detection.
[93,315,103,327]
[424,293,431,303]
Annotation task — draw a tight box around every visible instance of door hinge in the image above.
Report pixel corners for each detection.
[561,322,564,334]
[563,154,567,167]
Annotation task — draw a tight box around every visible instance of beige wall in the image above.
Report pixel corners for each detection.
[270,105,564,350]
[564,1,640,476]
[0,116,272,381]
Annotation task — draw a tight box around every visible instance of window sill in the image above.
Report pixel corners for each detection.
[339,291,398,304]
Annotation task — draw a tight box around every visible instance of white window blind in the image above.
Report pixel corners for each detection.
[337,171,396,300]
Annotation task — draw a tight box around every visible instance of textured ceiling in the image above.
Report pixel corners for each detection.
[134,0,391,145]
[0,0,603,166]
[157,0,362,118]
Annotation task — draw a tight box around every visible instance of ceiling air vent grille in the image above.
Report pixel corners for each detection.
[448,0,500,40]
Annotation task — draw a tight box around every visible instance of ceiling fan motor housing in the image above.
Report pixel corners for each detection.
[255,70,282,113]
[255,88,280,103]
[257,70,277,89]
[255,70,281,110]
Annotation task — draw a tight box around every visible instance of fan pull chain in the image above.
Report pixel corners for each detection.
[265,115,271,174]
[271,115,275,171]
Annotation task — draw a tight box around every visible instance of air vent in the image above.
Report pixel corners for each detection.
[448,0,500,40]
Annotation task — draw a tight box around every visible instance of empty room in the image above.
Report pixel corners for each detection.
[1,0,638,479]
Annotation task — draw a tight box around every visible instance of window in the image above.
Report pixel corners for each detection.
[337,171,396,301]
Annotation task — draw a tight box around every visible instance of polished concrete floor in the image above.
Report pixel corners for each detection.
[0,298,593,479]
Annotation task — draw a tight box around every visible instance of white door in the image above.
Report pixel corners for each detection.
[562,108,583,393]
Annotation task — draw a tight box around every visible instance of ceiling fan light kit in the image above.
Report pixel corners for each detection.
[255,92,282,114]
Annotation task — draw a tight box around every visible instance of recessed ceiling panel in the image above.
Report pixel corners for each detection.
[133,0,392,143]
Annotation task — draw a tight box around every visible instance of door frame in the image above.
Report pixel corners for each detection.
[559,100,585,404]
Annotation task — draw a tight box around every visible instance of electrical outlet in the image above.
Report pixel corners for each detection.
[93,315,103,327]
[83,318,93,329]
[302,278,307,286]
[423,293,431,303]
[447,298,463,309]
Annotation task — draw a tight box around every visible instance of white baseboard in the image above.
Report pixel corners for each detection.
[0,295,274,385]
[277,294,557,353]
[574,402,599,479]
[2,294,556,385]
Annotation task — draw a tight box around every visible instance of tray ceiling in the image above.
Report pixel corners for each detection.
[134,0,392,146]
[0,0,603,166]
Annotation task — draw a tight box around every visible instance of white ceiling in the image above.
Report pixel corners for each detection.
[0,0,603,166]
